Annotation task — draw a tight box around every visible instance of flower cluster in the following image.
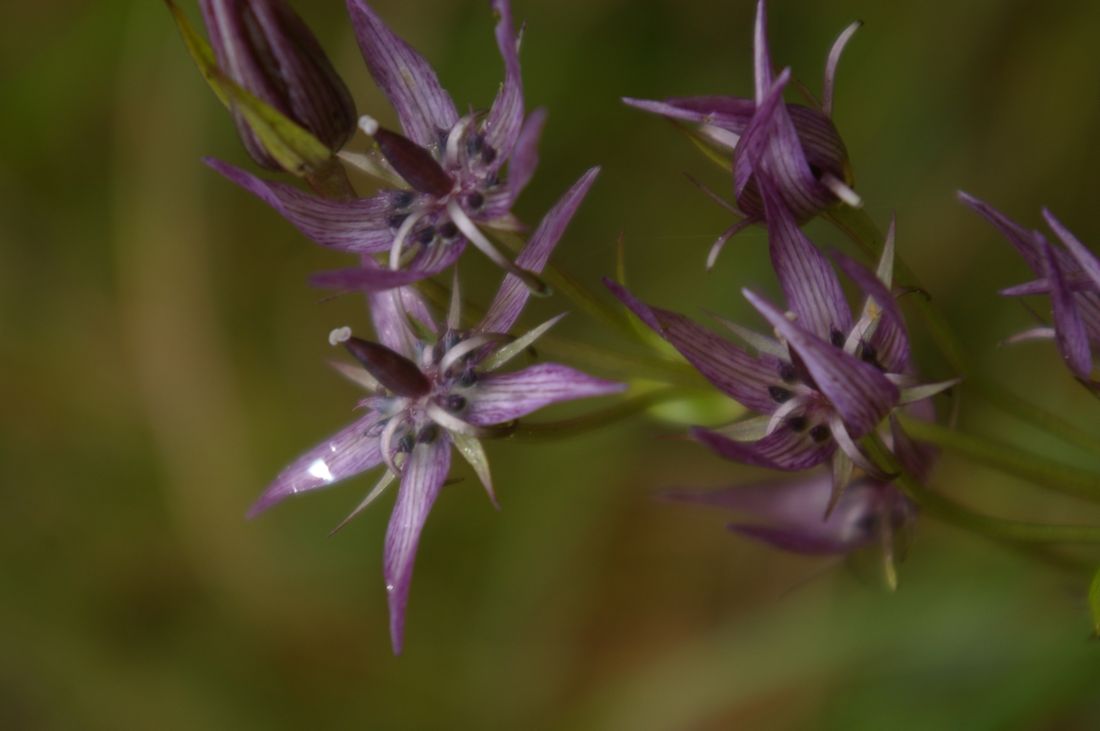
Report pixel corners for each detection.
[175,0,1100,652]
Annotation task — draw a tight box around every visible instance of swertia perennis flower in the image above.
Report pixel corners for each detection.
[608,201,955,508]
[248,169,622,653]
[960,193,1100,390]
[209,0,550,293]
[624,0,861,268]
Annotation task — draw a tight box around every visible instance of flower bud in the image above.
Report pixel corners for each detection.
[199,0,357,169]
[343,337,432,398]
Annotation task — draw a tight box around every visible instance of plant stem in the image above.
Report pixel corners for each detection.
[863,435,1099,572]
[513,386,689,441]
[894,414,1100,504]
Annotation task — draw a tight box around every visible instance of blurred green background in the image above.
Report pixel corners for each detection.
[4,0,1100,728]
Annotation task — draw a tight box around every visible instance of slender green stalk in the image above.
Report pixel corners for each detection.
[513,387,690,441]
[863,435,1100,567]
[491,230,642,341]
[895,414,1100,503]
[968,379,1100,455]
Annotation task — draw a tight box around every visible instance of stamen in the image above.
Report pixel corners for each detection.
[439,333,508,375]
[768,385,792,403]
[445,114,478,167]
[821,172,862,208]
[328,326,352,346]
[766,397,803,435]
[379,416,407,477]
[389,209,426,270]
[426,402,515,439]
[446,200,549,295]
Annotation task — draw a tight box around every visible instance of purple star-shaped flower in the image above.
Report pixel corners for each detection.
[624,0,862,267]
[960,193,1100,388]
[208,0,549,292]
[608,202,954,506]
[248,169,622,653]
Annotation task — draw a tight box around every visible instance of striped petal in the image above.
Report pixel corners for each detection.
[692,425,835,471]
[605,281,782,413]
[248,411,384,518]
[347,0,458,147]
[383,435,451,654]
[759,173,851,340]
[1043,209,1100,291]
[621,95,755,133]
[1041,235,1092,378]
[957,191,1043,273]
[479,167,600,333]
[311,241,465,292]
[482,0,524,165]
[463,363,624,426]
[207,158,395,252]
[833,249,910,373]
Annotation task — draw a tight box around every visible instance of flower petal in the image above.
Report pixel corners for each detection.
[745,290,899,435]
[383,435,451,654]
[464,363,624,426]
[479,167,600,333]
[346,0,458,147]
[621,96,755,133]
[248,412,384,518]
[1043,209,1100,291]
[605,282,782,413]
[759,174,852,339]
[692,425,835,471]
[1041,235,1092,378]
[822,20,861,117]
[311,242,465,292]
[206,158,394,252]
[504,108,547,206]
[482,0,524,164]
[957,191,1043,273]
[752,0,774,102]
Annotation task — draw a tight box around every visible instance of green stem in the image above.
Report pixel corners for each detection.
[863,435,1097,571]
[968,379,1100,455]
[491,230,642,341]
[513,387,689,441]
[895,414,1100,504]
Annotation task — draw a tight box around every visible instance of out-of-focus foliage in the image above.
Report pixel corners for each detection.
[2,1,1100,729]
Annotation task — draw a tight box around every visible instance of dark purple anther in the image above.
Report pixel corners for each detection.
[343,337,432,397]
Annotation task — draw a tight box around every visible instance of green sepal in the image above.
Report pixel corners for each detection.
[164,0,332,176]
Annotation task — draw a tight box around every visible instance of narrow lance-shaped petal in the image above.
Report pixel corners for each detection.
[1040,236,1092,378]
[481,0,525,163]
[247,412,385,518]
[463,364,625,426]
[346,0,458,147]
[480,167,601,333]
[384,436,452,654]
[759,172,851,340]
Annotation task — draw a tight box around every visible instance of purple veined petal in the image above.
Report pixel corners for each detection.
[833,249,910,373]
[1040,235,1093,379]
[604,282,783,413]
[311,241,465,292]
[822,20,862,117]
[1043,208,1100,291]
[481,0,524,165]
[957,191,1043,273]
[758,173,852,340]
[248,411,384,518]
[505,108,547,206]
[383,435,452,654]
[463,363,624,426]
[479,167,601,333]
[364,255,439,358]
[621,96,755,133]
[692,425,835,471]
[206,158,394,252]
[346,0,458,147]
[745,290,899,436]
[752,0,774,102]
[999,274,1097,297]
[733,67,791,201]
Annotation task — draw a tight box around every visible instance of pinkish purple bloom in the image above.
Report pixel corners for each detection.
[624,0,861,267]
[664,475,915,556]
[960,193,1100,388]
[248,169,622,653]
[198,0,357,169]
[210,0,550,292]
[607,213,954,506]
